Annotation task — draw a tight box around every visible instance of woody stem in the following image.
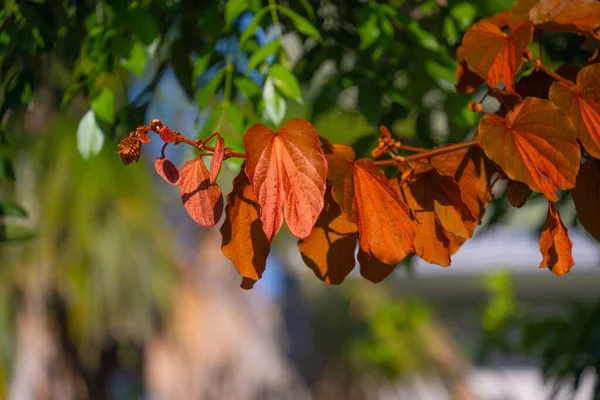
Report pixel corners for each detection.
[373,139,481,167]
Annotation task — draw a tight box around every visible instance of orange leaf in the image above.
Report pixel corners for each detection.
[179,157,223,227]
[154,157,180,186]
[550,64,600,158]
[478,97,579,201]
[539,202,574,276]
[353,159,416,265]
[430,147,496,222]
[571,160,600,242]
[506,179,532,208]
[462,19,533,92]
[455,11,509,94]
[326,144,356,222]
[357,250,397,284]
[511,0,600,39]
[243,119,327,241]
[298,188,358,285]
[488,89,523,117]
[209,136,225,184]
[393,167,476,266]
[221,164,270,289]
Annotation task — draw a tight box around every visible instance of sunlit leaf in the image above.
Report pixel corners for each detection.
[326,144,356,222]
[269,64,302,101]
[221,164,270,289]
[550,64,600,158]
[462,19,533,92]
[225,0,249,26]
[539,202,574,276]
[77,109,104,160]
[154,157,180,186]
[478,97,579,201]
[277,5,323,42]
[511,0,600,39]
[353,159,416,265]
[209,136,225,184]
[179,157,224,227]
[244,119,327,241]
[246,39,279,73]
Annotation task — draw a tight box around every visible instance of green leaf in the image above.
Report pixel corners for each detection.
[77,110,105,160]
[121,41,146,77]
[199,105,222,139]
[358,13,381,50]
[91,88,115,123]
[263,76,286,125]
[0,154,15,181]
[193,53,211,79]
[240,7,270,45]
[277,5,323,43]
[425,60,455,84]
[0,224,37,242]
[269,64,301,101]
[451,2,476,31]
[197,67,225,111]
[226,0,250,26]
[246,39,279,73]
[298,0,316,21]
[234,76,261,98]
[0,202,27,218]
[409,20,440,51]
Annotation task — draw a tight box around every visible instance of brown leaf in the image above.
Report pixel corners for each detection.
[488,89,523,117]
[221,164,271,288]
[179,157,223,227]
[244,119,327,241]
[326,144,356,223]
[478,97,580,201]
[462,19,534,92]
[455,11,510,94]
[209,136,225,184]
[511,0,600,39]
[506,179,532,207]
[430,147,496,222]
[539,202,574,276]
[357,250,397,283]
[571,160,600,242]
[353,159,416,265]
[550,64,600,158]
[154,157,181,186]
[298,188,358,285]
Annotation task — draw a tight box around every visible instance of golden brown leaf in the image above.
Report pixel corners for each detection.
[357,250,397,283]
[298,189,358,285]
[511,0,600,39]
[353,159,416,265]
[244,119,327,241]
[221,164,270,289]
[550,64,600,158]
[462,19,533,92]
[326,144,356,223]
[478,97,580,201]
[571,160,600,242]
[180,157,223,227]
[539,202,574,276]
[209,136,225,184]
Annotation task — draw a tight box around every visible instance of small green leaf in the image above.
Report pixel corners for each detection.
[451,2,476,31]
[269,64,301,101]
[0,224,37,242]
[226,0,250,26]
[77,110,105,160]
[0,202,27,218]
[246,39,279,73]
[263,76,286,125]
[277,6,323,43]
[91,88,115,123]
[409,20,440,51]
[234,76,261,98]
[193,53,211,79]
[240,7,270,45]
[358,13,380,50]
[121,41,146,77]
[298,0,316,21]
[197,67,225,111]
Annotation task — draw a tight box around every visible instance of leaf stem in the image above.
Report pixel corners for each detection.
[268,0,282,37]
[526,50,573,86]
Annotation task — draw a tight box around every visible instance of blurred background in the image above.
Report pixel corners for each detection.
[1,0,600,399]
